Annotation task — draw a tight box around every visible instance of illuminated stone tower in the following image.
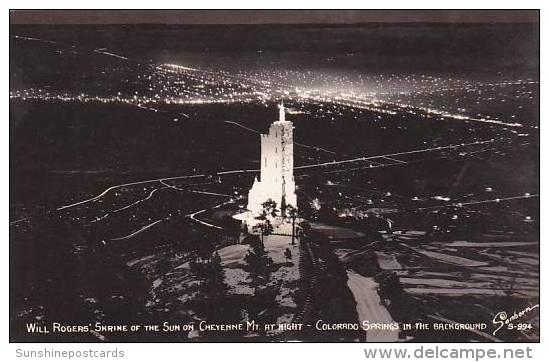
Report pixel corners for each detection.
[247,101,297,215]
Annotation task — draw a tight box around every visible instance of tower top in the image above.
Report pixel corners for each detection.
[278,101,285,122]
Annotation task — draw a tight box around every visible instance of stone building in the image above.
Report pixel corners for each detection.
[247,101,297,216]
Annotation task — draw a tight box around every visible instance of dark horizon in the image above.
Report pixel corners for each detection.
[10,9,539,25]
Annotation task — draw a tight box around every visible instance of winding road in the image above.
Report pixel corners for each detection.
[346,270,400,342]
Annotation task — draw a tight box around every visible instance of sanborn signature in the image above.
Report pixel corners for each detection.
[492,304,539,336]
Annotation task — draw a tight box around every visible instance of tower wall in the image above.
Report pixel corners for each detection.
[247,103,297,215]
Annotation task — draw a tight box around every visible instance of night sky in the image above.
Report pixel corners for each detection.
[10,10,539,25]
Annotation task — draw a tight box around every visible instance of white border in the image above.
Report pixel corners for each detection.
[3,2,544,361]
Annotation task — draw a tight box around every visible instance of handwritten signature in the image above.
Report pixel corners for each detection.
[492,304,539,336]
